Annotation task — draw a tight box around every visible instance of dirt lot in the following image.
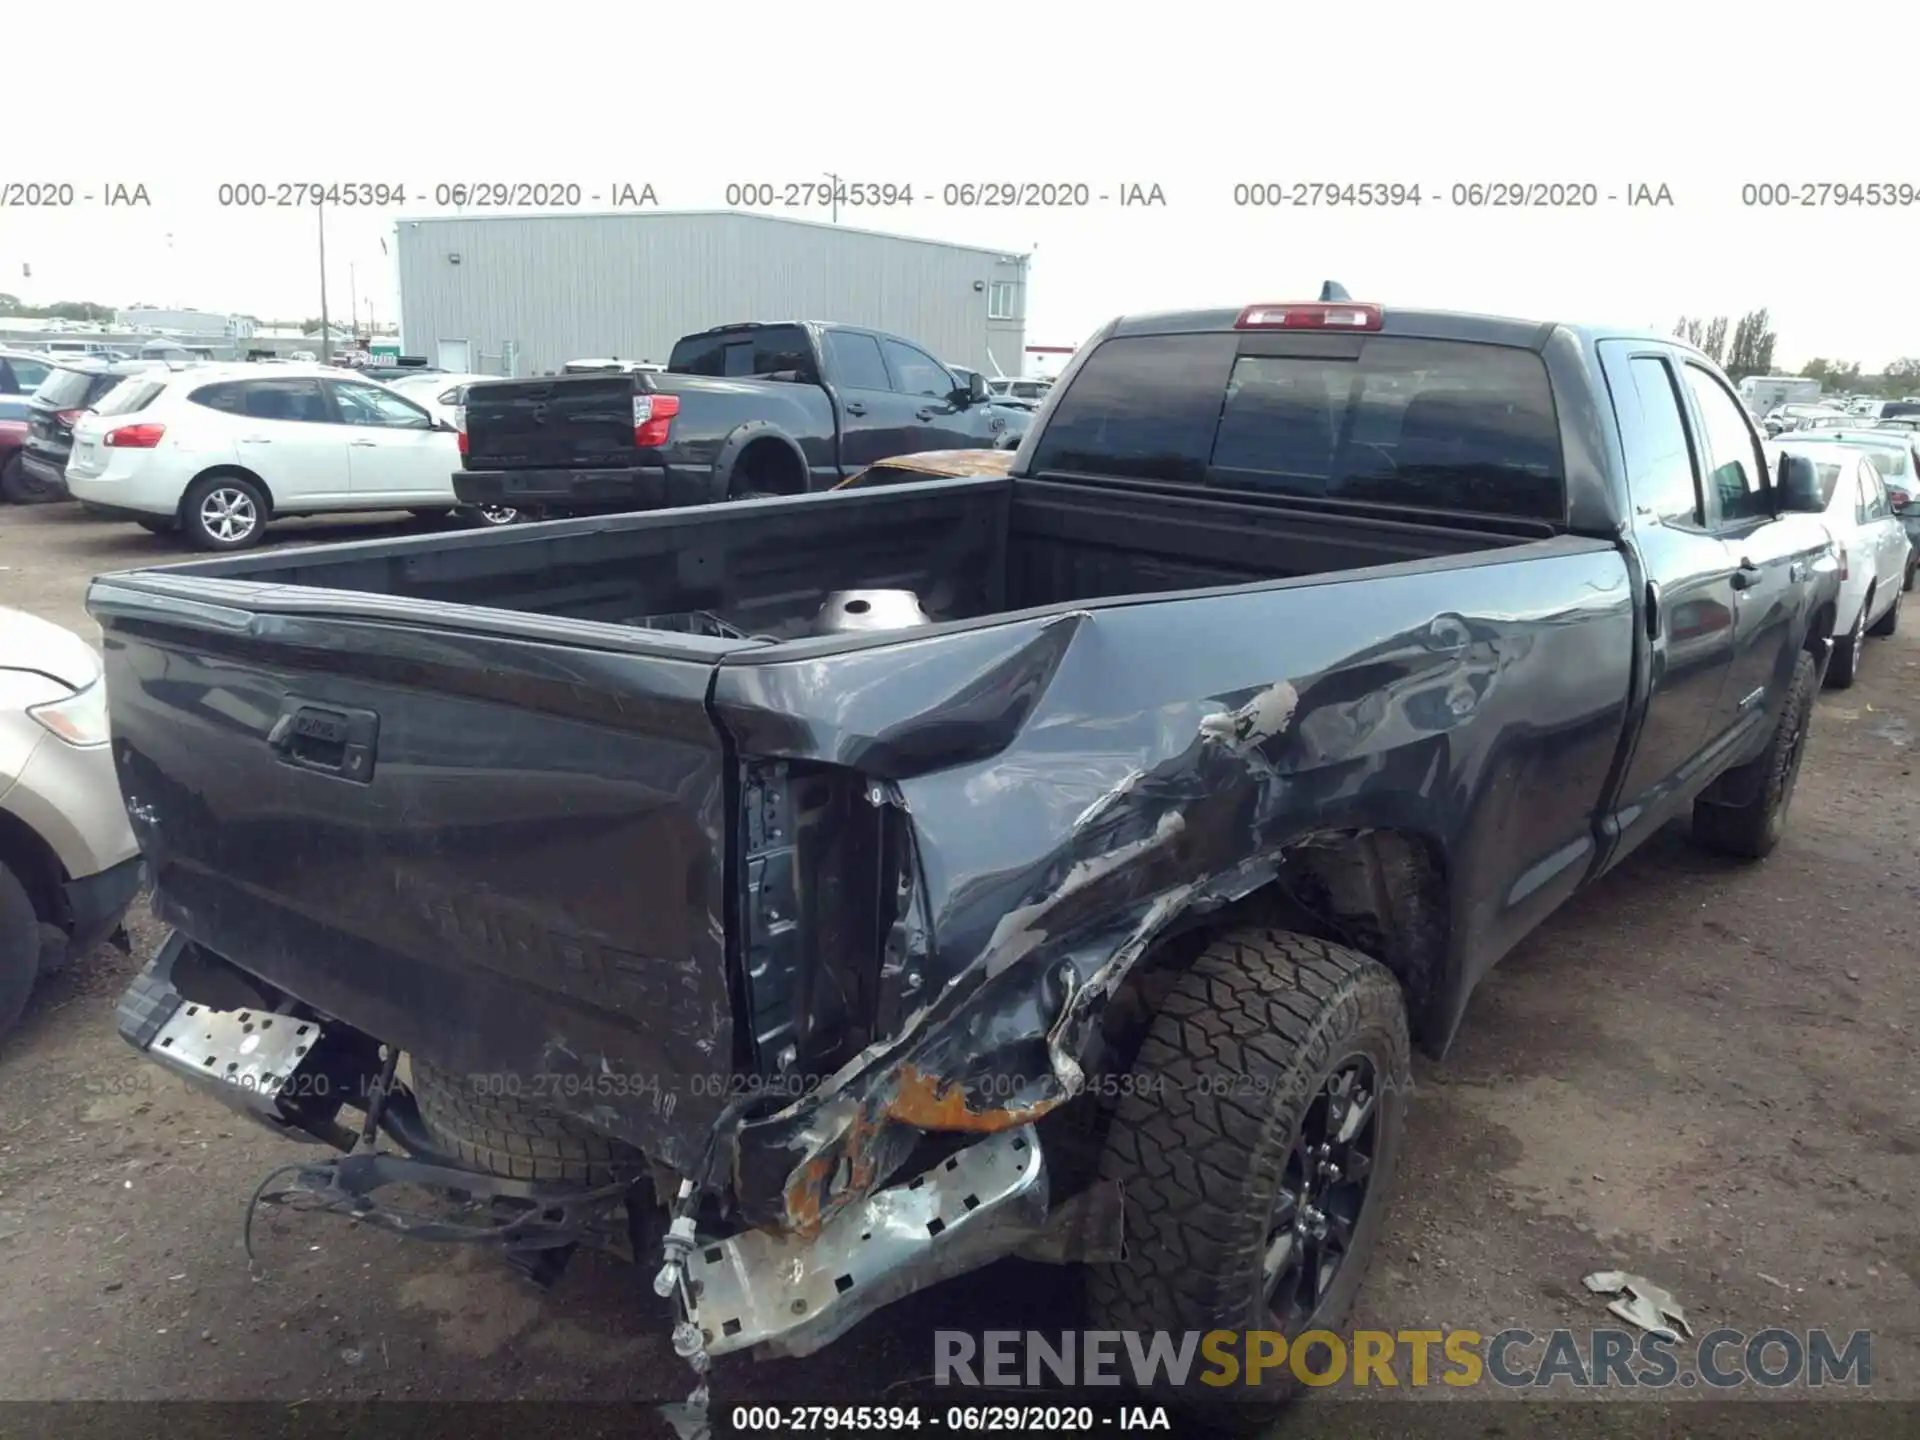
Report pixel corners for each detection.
[1,502,1916,1437]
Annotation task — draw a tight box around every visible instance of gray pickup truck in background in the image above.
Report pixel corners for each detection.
[455,319,1016,514]
[92,290,1838,1432]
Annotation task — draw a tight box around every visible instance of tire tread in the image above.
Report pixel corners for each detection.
[410,1057,644,1185]
[1085,928,1410,1431]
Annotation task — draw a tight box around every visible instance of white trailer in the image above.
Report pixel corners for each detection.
[1738,375,1822,417]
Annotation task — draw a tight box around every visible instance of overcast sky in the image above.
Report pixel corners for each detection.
[5,2,1913,370]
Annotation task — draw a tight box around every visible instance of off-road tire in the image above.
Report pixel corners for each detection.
[1868,586,1899,636]
[1,454,59,505]
[1827,593,1869,689]
[1692,649,1818,861]
[409,1056,645,1186]
[1085,929,1411,1434]
[0,864,45,1040]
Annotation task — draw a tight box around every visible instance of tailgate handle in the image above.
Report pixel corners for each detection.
[267,703,379,783]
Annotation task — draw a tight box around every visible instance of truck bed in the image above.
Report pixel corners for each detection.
[90,478,1629,1172]
[99,476,1549,641]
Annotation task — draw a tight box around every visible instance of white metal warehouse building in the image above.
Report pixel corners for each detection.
[393,211,1031,378]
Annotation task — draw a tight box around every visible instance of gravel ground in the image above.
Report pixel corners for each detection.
[1,501,1915,1438]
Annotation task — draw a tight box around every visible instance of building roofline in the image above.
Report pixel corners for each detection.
[389,207,1031,262]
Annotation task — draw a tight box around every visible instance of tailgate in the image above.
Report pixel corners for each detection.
[464,375,638,468]
[88,577,742,1169]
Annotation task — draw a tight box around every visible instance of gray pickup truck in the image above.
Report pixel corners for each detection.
[455,320,1016,514]
[93,290,1837,1430]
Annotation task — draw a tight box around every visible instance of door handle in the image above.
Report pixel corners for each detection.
[1730,559,1761,591]
[240,436,271,443]
[350,439,378,447]
[843,402,867,417]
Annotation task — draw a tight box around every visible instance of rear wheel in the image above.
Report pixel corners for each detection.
[1692,648,1817,860]
[409,1056,645,1186]
[1868,585,1900,636]
[1826,594,1869,689]
[1085,928,1410,1434]
[727,438,805,500]
[454,503,522,528]
[1,454,59,505]
[181,473,268,551]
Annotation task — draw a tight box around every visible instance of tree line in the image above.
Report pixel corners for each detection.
[1674,308,1919,395]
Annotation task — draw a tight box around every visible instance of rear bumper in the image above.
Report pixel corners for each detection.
[455,464,720,512]
[113,935,1085,1359]
[67,854,146,958]
[19,449,70,498]
[117,932,362,1148]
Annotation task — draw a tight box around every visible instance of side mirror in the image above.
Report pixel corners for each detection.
[1775,452,1825,514]
[960,371,989,404]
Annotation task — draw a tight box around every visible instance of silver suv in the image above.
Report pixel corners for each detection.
[0,608,145,1038]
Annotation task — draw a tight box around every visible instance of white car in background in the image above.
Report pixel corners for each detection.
[1,608,144,1041]
[1770,439,1911,688]
[383,370,494,431]
[62,364,517,550]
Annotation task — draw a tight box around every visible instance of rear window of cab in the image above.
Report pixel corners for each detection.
[1029,332,1565,521]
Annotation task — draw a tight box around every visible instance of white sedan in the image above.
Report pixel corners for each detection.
[1770,439,1911,688]
[63,364,517,550]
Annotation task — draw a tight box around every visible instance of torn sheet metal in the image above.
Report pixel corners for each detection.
[711,548,1641,1234]
[693,1126,1047,1359]
[1583,1271,1691,1340]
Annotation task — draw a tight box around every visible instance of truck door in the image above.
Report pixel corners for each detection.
[879,337,979,454]
[1676,361,1824,750]
[821,329,909,471]
[1596,343,1740,858]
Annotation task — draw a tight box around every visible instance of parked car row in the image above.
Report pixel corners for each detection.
[1763,399,1920,436]
[4,324,1050,550]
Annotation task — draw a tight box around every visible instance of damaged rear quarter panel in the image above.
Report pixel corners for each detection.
[709,543,1635,1231]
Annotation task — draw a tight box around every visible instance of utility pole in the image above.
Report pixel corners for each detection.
[318,202,332,365]
[823,170,840,224]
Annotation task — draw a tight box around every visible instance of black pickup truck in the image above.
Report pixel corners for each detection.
[454,319,1013,513]
[93,293,1839,1431]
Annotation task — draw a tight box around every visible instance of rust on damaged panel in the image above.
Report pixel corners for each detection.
[885,1065,1062,1132]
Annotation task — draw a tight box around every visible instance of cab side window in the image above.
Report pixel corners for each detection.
[1683,365,1772,526]
[1618,356,1704,525]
